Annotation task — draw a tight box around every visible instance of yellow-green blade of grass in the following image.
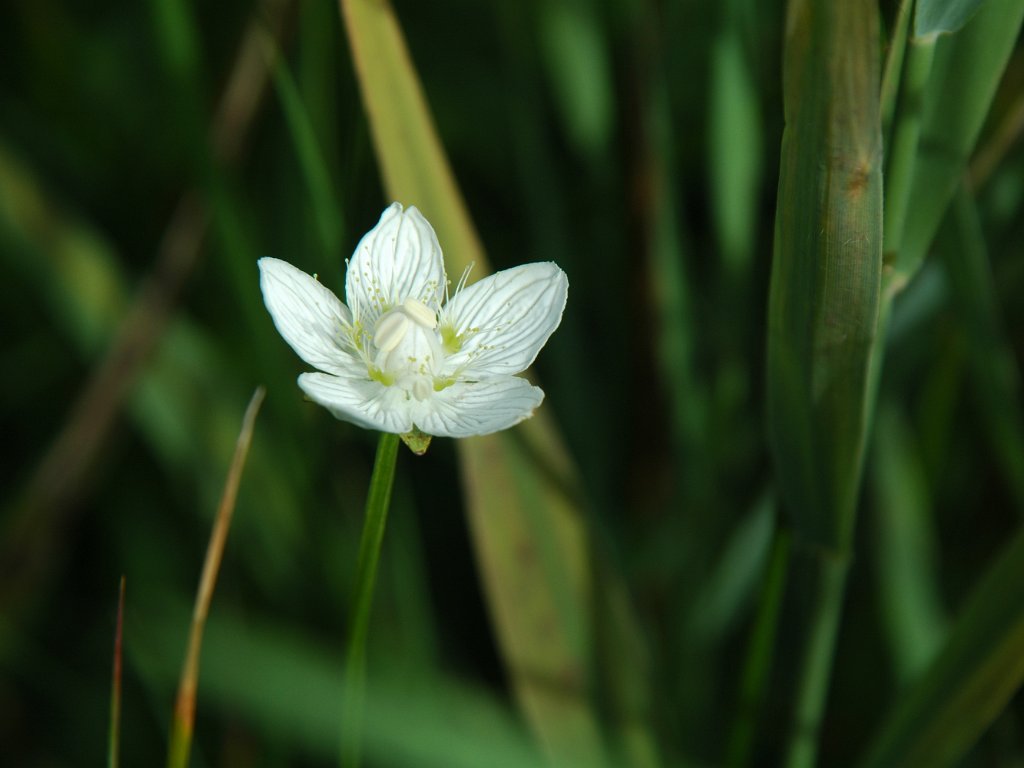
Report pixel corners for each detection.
[891,0,1024,292]
[337,1,639,765]
[859,526,1024,768]
[767,0,882,546]
[167,386,265,768]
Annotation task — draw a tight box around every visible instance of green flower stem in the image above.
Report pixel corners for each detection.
[341,431,400,768]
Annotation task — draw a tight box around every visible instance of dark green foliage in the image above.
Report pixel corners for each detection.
[2,0,1023,766]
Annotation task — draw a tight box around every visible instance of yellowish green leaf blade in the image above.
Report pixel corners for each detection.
[859,527,1024,768]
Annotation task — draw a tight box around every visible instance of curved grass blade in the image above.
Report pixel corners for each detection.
[262,31,343,261]
[939,186,1024,510]
[870,405,947,683]
[167,386,266,768]
[859,527,1024,768]
[891,0,1024,293]
[709,15,763,275]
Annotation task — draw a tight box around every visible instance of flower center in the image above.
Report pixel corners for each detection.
[370,298,443,400]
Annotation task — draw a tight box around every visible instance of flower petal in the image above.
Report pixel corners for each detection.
[441,262,568,378]
[345,203,446,328]
[298,373,414,434]
[410,376,544,437]
[259,257,363,376]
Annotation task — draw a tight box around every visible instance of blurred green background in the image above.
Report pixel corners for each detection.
[2,0,1023,766]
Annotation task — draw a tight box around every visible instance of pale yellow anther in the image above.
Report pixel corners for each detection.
[412,378,432,402]
[373,311,409,352]
[402,297,437,329]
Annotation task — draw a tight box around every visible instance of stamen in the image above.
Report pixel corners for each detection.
[373,311,409,352]
[412,378,432,402]
[454,264,474,297]
[402,297,437,329]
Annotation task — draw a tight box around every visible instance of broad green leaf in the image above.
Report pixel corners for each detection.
[914,0,991,40]
[336,2,651,765]
[767,0,882,547]
[859,527,1024,768]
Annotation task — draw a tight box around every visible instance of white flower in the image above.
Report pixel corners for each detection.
[259,202,568,443]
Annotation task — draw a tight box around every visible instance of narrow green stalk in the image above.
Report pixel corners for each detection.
[341,431,400,768]
[727,527,790,768]
[783,547,850,768]
[880,0,913,133]
[882,36,935,292]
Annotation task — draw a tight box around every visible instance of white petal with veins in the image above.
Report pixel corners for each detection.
[441,262,568,378]
[258,257,362,377]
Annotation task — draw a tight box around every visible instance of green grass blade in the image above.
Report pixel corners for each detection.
[263,32,343,261]
[336,2,630,764]
[859,526,1024,768]
[870,405,948,683]
[939,185,1024,510]
[914,0,992,39]
[765,3,882,766]
[709,14,763,275]
[881,0,912,132]
[892,0,1024,291]
[726,526,790,768]
[537,0,613,159]
[882,37,935,278]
